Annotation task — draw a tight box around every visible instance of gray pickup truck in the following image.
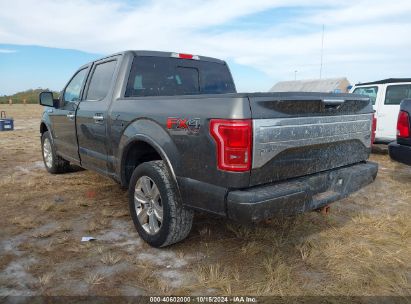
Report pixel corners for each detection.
[39,50,378,247]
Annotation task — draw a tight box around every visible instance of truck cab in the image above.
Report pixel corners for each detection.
[350,78,411,143]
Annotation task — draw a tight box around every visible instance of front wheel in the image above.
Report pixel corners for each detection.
[128,160,193,247]
[41,131,70,174]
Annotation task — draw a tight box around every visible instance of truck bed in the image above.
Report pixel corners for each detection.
[113,91,373,189]
[188,92,373,186]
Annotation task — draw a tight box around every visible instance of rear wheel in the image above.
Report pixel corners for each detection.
[128,160,193,247]
[41,131,70,174]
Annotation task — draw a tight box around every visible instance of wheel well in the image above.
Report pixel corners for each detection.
[40,123,48,135]
[123,141,162,186]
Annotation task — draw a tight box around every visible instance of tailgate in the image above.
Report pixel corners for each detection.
[249,92,373,186]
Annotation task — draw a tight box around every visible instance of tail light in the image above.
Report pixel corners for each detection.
[210,119,252,172]
[371,114,377,144]
[171,53,200,60]
[397,110,410,138]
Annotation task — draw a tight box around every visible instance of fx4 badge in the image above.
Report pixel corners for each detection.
[167,117,201,135]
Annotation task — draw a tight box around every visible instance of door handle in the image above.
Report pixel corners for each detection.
[67,112,75,120]
[93,113,104,123]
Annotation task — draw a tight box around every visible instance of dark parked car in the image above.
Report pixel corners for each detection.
[389,99,411,165]
[39,50,378,247]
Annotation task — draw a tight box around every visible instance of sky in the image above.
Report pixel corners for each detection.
[0,0,411,95]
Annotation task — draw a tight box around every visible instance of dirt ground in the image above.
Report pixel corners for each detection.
[0,105,410,297]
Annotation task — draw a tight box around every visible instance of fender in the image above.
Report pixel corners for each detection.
[117,119,182,195]
[40,112,54,140]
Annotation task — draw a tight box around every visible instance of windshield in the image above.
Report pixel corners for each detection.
[125,56,236,97]
[353,86,378,105]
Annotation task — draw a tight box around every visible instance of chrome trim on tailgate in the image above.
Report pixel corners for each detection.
[253,114,373,168]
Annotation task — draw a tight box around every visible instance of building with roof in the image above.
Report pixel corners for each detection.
[270,77,351,93]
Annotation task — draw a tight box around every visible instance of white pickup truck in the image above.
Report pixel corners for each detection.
[350,78,411,143]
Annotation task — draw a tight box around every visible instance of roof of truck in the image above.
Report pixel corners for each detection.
[356,78,411,86]
[95,50,225,64]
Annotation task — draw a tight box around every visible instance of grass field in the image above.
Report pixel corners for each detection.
[0,105,410,297]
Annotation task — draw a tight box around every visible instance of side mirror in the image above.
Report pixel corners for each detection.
[39,91,57,107]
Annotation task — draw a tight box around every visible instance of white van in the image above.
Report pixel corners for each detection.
[350,78,411,143]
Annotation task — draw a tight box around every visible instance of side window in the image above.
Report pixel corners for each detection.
[385,85,411,105]
[63,68,88,103]
[353,86,378,105]
[86,60,117,101]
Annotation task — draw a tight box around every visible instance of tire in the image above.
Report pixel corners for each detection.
[41,131,70,174]
[128,160,193,247]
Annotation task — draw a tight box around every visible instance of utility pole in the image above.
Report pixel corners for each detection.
[294,70,298,81]
[320,24,325,79]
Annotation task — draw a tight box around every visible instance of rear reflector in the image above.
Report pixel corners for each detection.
[397,110,410,138]
[210,119,252,172]
[171,53,199,60]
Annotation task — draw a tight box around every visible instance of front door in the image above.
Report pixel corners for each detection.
[49,67,89,163]
[76,58,119,173]
[377,83,411,141]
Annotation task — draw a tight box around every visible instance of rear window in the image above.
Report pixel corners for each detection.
[384,84,411,105]
[125,56,236,97]
[353,86,378,105]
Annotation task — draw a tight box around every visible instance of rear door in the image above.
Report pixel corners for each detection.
[76,57,119,173]
[378,83,411,141]
[49,66,90,163]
